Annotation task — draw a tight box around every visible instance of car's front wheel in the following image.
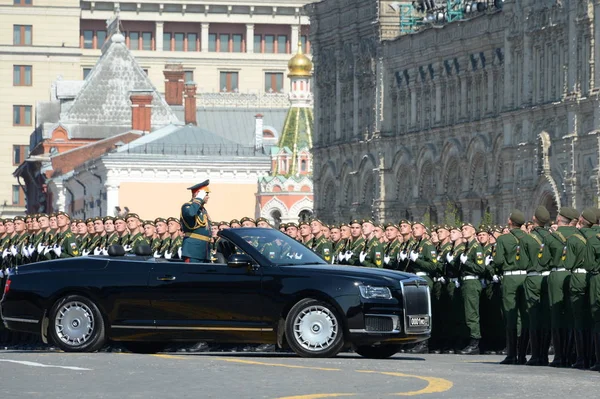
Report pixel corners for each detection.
[285,298,345,358]
[49,295,106,352]
[354,344,401,359]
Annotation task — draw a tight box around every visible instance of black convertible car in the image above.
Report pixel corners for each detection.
[1,228,430,358]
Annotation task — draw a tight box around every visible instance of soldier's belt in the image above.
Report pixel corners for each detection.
[415,272,427,277]
[541,271,551,276]
[551,267,566,272]
[572,268,587,274]
[462,275,479,281]
[526,272,542,277]
[184,232,211,242]
[503,270,526,276]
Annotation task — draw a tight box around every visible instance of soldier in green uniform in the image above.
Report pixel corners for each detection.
[143,220,161,253]
[478,224,501,354]
[298,220,312,245]
[12,216,30,266]
[569,208,596,369]
[53,212,79,258]
[230,219,241,229]
[539,207,580,367]
[383,222,401,270]
[397,220,416,272]
[153,218,171,257]
[85,216,106,255]
[330,224,345,264]
[442,226,467,353]
[240,217,256,228]
[306,219,333,263]
[432,225,453,353]
[341,219,365,266]
[285,222,299,240]
[114,216,129,246]
[124,213,149,253]
[494,210,531,365]
[588,211,600,371]
[103,216,120,249]
[167,217,183,259]
[406,220,438,353]
[181,180,211,262]
[523,206,552,366]
[218,221,230,231]
[458,222,486,355]
[356,219,384,268]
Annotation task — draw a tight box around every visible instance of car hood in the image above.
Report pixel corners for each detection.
[283,264,421,284]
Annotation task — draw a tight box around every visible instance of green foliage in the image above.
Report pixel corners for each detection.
[423,209,431,228]
[444,201,461,227]
[481,210,494,226]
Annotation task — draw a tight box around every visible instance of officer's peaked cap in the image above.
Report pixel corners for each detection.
[188,179,210,192]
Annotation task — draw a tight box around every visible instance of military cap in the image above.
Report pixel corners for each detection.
[436,224,451,232]
[534,206,550,225]
[461,222,474,229]
[559,207,579,221]
[398,219,412,226]
[349,218,362,226]
[14,216,25,222]
[3,218,14,223]
[329,224,341,230]
[218,221,230,227]
[167,217,180,224]
[286,222,298,228]
[581,208,598,225]
[230,219,240,225]
[103,216,115,223]
[339,221,350,227]
[239,216,255,225]
[450,225,461,232]
[74,219,85,224]
[114,215,125,222]
[412,221,427,228]
[125,212,140,221]
[310,218,324,226]
[256,217,270,225]
[154,217,167,225]
[85,218,94,224]
[298,220,310,227]
[37,213,49,220]
[143,220,155,227]
[187,179,210,192]
[384,222,399,230]
[57,211,71,219]
[509,209,525,226]
[361,218,375,225]
[279,222,288,229]
[49,213,57,218]
[93,216,103,222]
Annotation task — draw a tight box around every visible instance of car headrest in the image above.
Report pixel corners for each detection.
[134,244,152,256]
[108,244,125,257]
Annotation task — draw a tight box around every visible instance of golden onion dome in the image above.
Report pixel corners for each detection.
[288,42,312,77]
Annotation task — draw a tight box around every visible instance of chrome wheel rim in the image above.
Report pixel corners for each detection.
[55,301,95,346]
[293,305,338,351]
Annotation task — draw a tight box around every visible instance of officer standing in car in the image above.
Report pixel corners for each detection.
[181,180,211,263]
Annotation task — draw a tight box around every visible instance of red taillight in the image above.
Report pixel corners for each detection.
[3,279,10,295]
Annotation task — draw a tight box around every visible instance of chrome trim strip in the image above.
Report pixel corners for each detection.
[3,317,39,324]
[112,325,273,332]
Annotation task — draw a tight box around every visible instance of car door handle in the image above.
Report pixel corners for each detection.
[157,275,176,281]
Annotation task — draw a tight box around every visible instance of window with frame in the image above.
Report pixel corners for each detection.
[13,65,32,86]
[264,35,275,53]
[174,33,184,51]
[97,30,107,48]
[232,34,243,53]
[14,0,33,5]
[301,35,309,54]
[82,30,93,49]
[163,32,172,51]
[300,159,307,172]
[13,105,32,126]
[12,185,23,206]
[185,70,194,83]
[142,32,152,50]
[187,33,197,51]
[129,32,140,50]
[219,34,229,52]
[277,35,287,54]
[83,68,92,79]
[265,72,283,93]
[13,25,32,45]
[13,145,29,165]
[209,33,217,52]
[220,71,238,93]
[254,34,261,53]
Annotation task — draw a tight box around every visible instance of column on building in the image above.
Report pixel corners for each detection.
[105,181,120,217]
[291,25,299,53]
[246,24,255,53]
[594,1,600,90]
[156,22,164,51]
[53,180,67,212]
[523,32,532,104]
[201,23,210,53]
[434,62,442,123]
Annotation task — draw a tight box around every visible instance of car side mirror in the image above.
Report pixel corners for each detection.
[227,253,253,269]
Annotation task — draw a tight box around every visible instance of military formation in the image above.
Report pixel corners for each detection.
[3,198,600,371]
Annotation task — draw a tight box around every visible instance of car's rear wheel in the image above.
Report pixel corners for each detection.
[354,344,401,359]
[49,295,105,352]
[122,342,168,354]
[285,298,344,358]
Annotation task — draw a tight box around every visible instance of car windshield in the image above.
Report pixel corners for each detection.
[222,228,327,266]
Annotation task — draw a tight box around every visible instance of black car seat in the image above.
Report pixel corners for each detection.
[134,244,152,256]
[108,245,125,257]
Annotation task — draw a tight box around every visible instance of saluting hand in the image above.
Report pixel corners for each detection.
[195,190,208,201]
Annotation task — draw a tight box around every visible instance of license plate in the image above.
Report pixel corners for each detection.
[408,315,430,328]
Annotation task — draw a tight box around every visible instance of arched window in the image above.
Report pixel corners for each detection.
[298,209,313,222]
[300,159,307,172]
[263,129,275,139]
[270,209,282,227]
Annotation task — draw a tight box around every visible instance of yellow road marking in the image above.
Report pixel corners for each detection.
[356,370,453,396]
[151,354,453,397]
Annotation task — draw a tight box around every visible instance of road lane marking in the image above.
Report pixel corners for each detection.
[0,359,91,371]
[152,354,342,371]
[356,370,453,396]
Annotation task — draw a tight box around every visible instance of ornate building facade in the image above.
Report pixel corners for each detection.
[307,0,600,224]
